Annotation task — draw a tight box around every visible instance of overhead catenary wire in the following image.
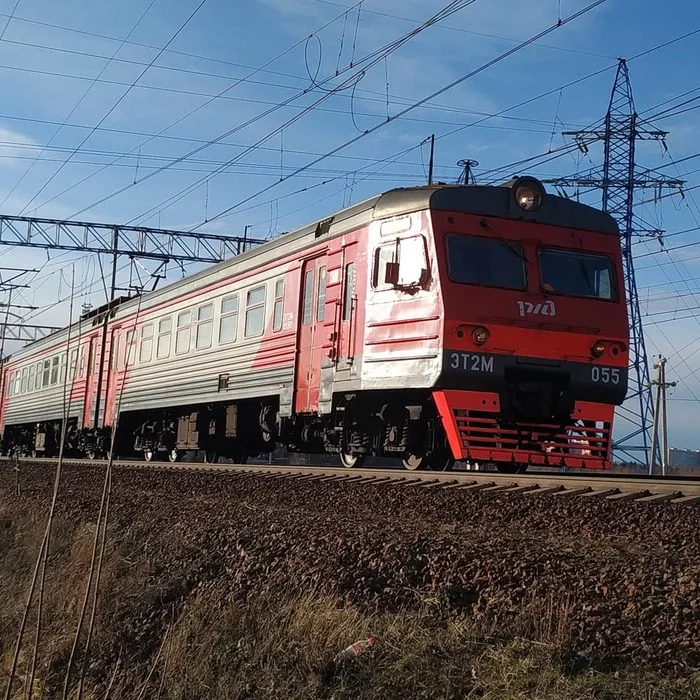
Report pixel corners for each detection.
[433,24,700,188]
[61,0,480,222]
[0,30,596,134]
[17,0,211,216]
[6,8,699,351]
[17,0,381,218]
[0,0,20,42]
[0,0,159,211]
[183,0,609,231]
[18,137,430,330]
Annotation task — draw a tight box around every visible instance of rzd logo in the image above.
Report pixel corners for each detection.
[517,300,556,318]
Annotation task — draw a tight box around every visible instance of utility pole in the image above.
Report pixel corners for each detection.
[428,134,435,185]
[543,59,684,469]
[649,356,676,476]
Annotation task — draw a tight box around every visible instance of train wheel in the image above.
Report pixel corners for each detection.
[496,463,527,474]
[204,451,219,464]
[231,449,248,465]
[428,451,455,472]
[168,449,180,463]
[340,452,363,469]
[402,453,424,471]
[143,448,154,462]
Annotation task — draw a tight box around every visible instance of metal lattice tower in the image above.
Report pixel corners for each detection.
[604,62,654,465]
[544,60,684,468]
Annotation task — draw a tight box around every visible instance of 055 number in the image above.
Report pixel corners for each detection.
[591,366,620,385]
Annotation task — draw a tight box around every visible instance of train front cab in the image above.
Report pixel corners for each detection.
[428,178,629,471]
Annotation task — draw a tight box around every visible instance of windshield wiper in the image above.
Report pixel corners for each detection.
[578,259,593,294]
[498,238,525,262]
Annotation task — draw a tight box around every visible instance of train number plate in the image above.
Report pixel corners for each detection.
[591,366,621,384]
[448,352,494,373]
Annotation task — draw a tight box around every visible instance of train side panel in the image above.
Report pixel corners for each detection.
[360,210,443,391]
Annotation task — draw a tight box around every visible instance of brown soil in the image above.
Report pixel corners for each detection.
[2,461,700,699]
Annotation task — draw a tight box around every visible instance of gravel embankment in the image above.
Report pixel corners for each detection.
[3,461,700,675]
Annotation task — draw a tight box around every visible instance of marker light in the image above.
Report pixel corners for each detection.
[473,327,489,345]
[591,340,606,358]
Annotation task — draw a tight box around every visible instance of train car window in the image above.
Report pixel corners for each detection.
[195,304,214,350]
[157,318,172,359]
[140,323,154,363]
[302,269,314,326]
[317,267,326,322]
[35,362,42,389]
[59,354,67,384]
[14,371,21,395]
[245,286,266,338]
[397,236,429,288]
[373,245,396,289]
[69,350,78,380]
[446,235,526,290]
[539,248,615,300]
[7,372,12,396]
[175,310,192,355]
[51,357,59,385]
[273,279,285,332]
[20,368,27,393]
[125,331,137,366]
[343,263,356,321]
[42,359,51,387]
[28,365,35,392]
[219,296,239,344]
[110,335,120,370]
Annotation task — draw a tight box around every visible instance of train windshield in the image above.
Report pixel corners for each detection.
[446,235,526,290]
[539,248,615,300]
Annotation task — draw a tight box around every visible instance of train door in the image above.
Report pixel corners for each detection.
[83,338,95,428]
[338,242,359,365]
[104,328,120,426]
[295,255,327,413]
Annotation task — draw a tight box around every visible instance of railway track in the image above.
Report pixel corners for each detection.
[6,456,700,506]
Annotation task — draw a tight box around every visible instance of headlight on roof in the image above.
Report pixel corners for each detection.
[513,177,545,212]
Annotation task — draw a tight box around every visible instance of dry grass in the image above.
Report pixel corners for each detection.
[104,589,700,700]
[2,511,700,699]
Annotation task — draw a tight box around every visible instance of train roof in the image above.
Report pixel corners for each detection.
[6,179,619,363]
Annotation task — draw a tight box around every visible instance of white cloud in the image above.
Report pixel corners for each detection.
[0,126,37,166]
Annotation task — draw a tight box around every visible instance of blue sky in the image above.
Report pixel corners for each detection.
[1,0,699,451]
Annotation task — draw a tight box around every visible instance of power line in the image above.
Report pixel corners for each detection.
[0,0,158,211]
[308,0,617,59]
[66,0,481,223]
[16,0,211,216]
[24,0,457,220]
[0,36,589,130]
[0,146,451,182]
[185,0,609,231]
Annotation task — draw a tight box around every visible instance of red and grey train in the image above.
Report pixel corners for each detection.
[0,177,629,472]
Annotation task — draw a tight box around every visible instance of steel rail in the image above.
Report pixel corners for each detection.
[5,457,700,506]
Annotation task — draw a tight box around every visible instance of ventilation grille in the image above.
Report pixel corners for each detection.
[453,409,610,462]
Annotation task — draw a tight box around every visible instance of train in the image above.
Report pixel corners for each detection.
[0,176,629,472]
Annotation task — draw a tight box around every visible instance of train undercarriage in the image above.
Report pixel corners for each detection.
[0,393,455,471]
[0,391,543,472]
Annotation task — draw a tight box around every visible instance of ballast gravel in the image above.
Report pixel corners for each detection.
[3,461,700,674]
